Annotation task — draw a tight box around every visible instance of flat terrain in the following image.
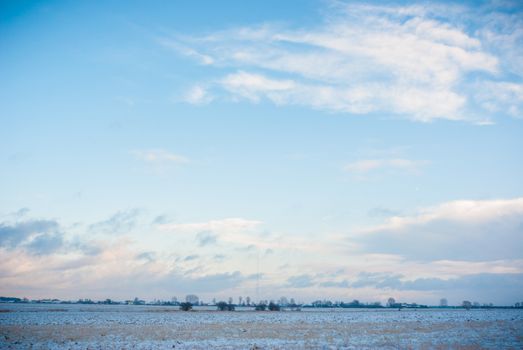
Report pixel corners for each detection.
[1,304,522,349]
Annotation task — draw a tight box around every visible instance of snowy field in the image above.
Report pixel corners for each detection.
[1,304,522,349]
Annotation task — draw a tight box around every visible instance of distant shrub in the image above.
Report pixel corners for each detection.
[288,303,301,311]
[216,301,228,311]
[216,301,235,311]
[268,302,281,311]
[255,303,267,311]
[179,302,192,311]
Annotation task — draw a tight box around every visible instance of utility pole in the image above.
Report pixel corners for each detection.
[256,247,260,303]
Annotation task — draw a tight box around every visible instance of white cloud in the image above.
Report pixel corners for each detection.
[221,71,295,103]
[157,217,345,255]
[475,81,523,118]
[183,85,213,105]
[165,2,523,123]
[0,240,250,300]
[2,211,523,304]
[355,197,523,261]
[344,158,428,175]
[363,197,523,233]
[477,9,523,77]
[220,71,378,113]
[133,149,189,164]
[159,217,262,233]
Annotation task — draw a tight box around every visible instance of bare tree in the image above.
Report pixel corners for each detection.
[185,294,199,304]
[387,297,396,308]
[279,296,289,307]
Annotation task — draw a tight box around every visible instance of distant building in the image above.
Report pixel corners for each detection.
[185,294,199,304]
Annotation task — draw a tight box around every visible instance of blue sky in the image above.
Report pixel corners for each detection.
[1,0,523,305]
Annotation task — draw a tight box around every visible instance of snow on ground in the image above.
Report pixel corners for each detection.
[1,304,522,349]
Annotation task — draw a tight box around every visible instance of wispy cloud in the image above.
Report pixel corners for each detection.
[157,38,214,65]
[133,149,189,164]
[89,209,141,235]
[136,251,156,262]
[183,85,214,105]
[183,254,199,262]
[165,2,523,123]
[159,218,262,233]
[157,217,335,254]
[196,231,218,247]
[13,208,30,217]
[474,81,523,118]
[344,158,428,176]
[286,274,315,288]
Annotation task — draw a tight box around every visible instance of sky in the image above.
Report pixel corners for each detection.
[1,0,523,306]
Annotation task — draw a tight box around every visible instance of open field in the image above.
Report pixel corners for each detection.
[1,304,522,349]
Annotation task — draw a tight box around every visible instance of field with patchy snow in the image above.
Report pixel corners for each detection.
[1,304,522,349]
